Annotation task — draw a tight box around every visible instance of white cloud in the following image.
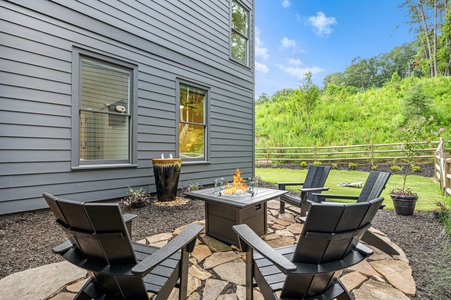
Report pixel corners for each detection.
[281,0,291,8]
[308,12,337,37]
[281,37,296,49]
[276,64,323,80]
[280,37,305,53]
[288,58,302,66]
[255,61,270,73]
[255,27,270,60]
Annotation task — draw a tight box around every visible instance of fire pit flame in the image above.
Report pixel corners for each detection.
[222,169,248,195]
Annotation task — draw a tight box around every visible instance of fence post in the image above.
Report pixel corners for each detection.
[266,147,269,165]
[444,153,450,195]
[314,144,317,162]
[371,143,374,165]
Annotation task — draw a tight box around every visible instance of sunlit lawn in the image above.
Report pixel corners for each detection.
[256,168,445,211]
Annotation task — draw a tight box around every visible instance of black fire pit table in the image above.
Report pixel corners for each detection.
[184,187,288,246]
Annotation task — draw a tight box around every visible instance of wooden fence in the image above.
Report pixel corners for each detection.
[434,138,451,197]
[256,140,451,165]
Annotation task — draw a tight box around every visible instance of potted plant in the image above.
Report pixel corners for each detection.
[390,117,425,215]
[121,186,150,208]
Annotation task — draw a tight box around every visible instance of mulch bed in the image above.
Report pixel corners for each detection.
[0,164,450,299]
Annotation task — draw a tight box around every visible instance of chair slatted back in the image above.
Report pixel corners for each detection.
[303,165,331,200]
[357,171,391,202]
[294,198,382,263]
[43,193,137,265]
[285,197,383,298]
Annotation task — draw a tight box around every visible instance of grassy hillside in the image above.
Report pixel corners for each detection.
[256,76,451,147]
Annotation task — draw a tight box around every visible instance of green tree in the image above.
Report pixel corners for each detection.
[323,72,346,87]
[403,83,432,121]
[298,72,321,132]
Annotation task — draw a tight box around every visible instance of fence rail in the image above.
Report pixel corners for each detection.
[256,140,451,165]
[434,138,451,197]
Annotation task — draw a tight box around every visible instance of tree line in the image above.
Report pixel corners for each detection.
[321,1,451,91]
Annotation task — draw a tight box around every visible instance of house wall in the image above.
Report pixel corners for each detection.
[0,0,255,214]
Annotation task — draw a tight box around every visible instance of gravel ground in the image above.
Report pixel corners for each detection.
[1,165,450,299]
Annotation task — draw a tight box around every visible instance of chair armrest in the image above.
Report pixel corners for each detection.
[53,239,73,254]
[300,187,330,193]
[132,224,203,275]
[278,182,304,190]
[355,242,374,256]
[123,213,137,236]
[233,224,296,274]
[123,213,137,223]
[312,193,359,202]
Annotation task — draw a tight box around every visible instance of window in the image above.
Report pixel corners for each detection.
[231,0,249,65]
[178,84,207,161]
[72,50,137,167]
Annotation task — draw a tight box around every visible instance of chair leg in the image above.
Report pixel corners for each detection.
[178,248,190,300]
[362,230,400,255]
[74,279,103,300]
[336,279,354,300]
[300,192,308,217]
[279,200,286,214]
[245,250,254,300]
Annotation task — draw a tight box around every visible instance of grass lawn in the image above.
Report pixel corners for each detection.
[256,168,446,211]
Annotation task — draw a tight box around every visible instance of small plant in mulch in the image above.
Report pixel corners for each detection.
[313,161,322,166]
[411,165,421,172]
[371,164,378,171]
[390,165,402,173]
[181,182,203,193]
[348,162,357,170]
[121,186,150,208]
[300,161,308,167]
[331,163,339,169]
[432,201,450,222]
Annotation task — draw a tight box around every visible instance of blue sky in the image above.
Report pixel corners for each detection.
[254,0,416,98]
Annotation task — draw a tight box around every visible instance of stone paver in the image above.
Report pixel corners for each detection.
[204,251,241,269]
[1,200,417,300]
[202,279,228,300]
[191,244,213,262]
[213,258,246,285]
[0,261,86,300]
[341,271,368,291]
[353,279,410,300]
[370,260,416,296]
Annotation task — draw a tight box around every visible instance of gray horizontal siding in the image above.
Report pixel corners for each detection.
[0,0,255,214]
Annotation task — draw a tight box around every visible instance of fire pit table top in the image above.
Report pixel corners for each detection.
[184,187,287,208]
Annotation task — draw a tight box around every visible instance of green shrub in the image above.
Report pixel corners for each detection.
[390,165,402,172]
[371,164,378,171]
[300,161,308,167]
[411,165,421,172]
[331,163,338,169]
[348,162,357,170]
[313,161,322,166]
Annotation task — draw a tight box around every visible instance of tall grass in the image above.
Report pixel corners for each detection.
[256,77,451,148]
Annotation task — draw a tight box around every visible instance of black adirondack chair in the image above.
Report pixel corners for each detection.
[312,171,391,207]
[277,165,331,218]
[309,171,398,255]
[233,197,384,300]
[43,192,203,300]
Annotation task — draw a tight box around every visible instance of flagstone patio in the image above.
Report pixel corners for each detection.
[0,200,416,300]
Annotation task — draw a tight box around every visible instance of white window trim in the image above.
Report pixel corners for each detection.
[230,0,250,66]
[71,48,138,169]
[176,79,211,163]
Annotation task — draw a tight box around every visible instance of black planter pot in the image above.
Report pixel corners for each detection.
[390,194,418,216]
